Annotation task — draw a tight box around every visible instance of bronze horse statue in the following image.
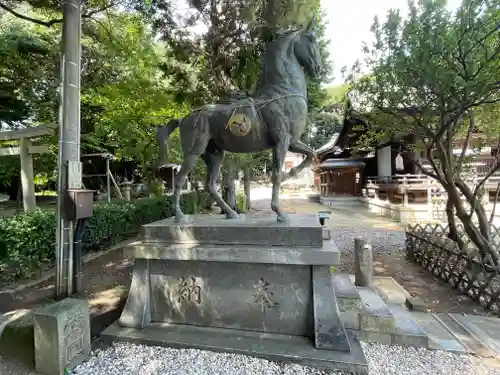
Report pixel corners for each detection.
[156,18,323,223]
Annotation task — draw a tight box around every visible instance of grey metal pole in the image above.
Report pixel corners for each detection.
[55,0,82,300]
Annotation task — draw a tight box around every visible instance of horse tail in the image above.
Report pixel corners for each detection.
[156,118,181,167]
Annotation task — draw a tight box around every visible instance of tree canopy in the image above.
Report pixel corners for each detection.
[348,0,500,262]
[0,0,333,192]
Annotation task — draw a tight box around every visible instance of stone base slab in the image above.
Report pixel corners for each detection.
[140,213,324,247]
[119,257,351,353]
[123,239,340,265]
[101,322,368,374]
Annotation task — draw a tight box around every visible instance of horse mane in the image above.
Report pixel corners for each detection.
[256,29,302,90]
[262,29,301,60]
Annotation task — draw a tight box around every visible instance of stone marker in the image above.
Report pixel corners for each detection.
[405,296,429,312]
[354,239,373,288]
[34,298,91,375]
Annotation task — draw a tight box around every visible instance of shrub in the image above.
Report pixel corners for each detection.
[0,191,206,283]
[236,190,247,213]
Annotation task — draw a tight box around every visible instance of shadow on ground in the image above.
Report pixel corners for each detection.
[0,249,131,371]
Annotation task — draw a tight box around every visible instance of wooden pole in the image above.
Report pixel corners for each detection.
[109,172,123,199]
[19,138,36,213]
[106,157,111,202]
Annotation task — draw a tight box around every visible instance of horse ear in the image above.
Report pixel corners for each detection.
[305,14,316,32]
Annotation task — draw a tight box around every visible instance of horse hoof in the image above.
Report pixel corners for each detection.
[226,211,240,220]
[277,213,290,223]
[175,213,191,224]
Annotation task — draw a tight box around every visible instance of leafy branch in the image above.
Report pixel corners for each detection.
[0,1,116,27]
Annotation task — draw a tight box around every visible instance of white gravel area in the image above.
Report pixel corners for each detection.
[331,228,405,255]
[69,342,500,375]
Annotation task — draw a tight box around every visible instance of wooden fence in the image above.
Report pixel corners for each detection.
[406,223,500,315]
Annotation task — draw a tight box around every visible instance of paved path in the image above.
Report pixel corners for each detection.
[250,187,403,230]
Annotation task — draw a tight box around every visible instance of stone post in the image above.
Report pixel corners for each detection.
[122,179,132,201]
[34,298,91,375]
[402,176,409,206]
[354,238,374,288]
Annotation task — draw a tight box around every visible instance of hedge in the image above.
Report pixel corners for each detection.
[0,192,206,283]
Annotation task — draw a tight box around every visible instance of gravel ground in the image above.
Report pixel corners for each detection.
[70,342,500,375]
[4,192,496,374]
[250,195,406,258]
[0,355,37,375]
[330,228,405,255]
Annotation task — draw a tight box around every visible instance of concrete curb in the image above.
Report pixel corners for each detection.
[0,238,136,296]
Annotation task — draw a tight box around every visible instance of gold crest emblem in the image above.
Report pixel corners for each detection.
[226,113,252,136]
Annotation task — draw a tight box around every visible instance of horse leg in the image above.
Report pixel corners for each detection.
[174,116,210,223]
[155,125,169,167]
[173,155,200,222]
[204,147,239,219]
[283,139,315,181]
[156,119,180,168]
[200,153,215,210]
[271,136,291,222]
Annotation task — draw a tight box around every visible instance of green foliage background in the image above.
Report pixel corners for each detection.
[0,191,206,282]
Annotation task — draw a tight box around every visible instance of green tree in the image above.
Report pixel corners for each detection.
[0,6,190,188]
[0,15,60,194]
[348,0,500,263]
[307,108,343,150]
[81,13,189,169]
[325,83,349,104]
[2,0,333,197]
[0,16,59,127]
[153,0,332,103]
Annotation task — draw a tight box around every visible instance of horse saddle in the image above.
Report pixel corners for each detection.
[216,90,251,104]
[222,98,263,137]
[211,90,264,136]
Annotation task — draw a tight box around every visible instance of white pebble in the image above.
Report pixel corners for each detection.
[70,342,500,375]
[360,342,500,375]
[331,228,405,255]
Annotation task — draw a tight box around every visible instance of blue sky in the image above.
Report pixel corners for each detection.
[322,0,462,85]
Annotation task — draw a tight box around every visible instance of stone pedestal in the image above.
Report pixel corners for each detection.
[101,214,368,373]
[34,298,91,375]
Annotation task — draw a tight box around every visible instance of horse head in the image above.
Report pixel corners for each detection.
[293,16,323,78]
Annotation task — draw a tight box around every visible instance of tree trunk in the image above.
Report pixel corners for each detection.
[455,179,491,239]
[446,196,459,241]
[489,183,500,225]
[8,175,20,201]
[221,161,237,213]
[447,180,499,265]
[243,167,251,210]
[203,175,215,210]
[203,192,215,210]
